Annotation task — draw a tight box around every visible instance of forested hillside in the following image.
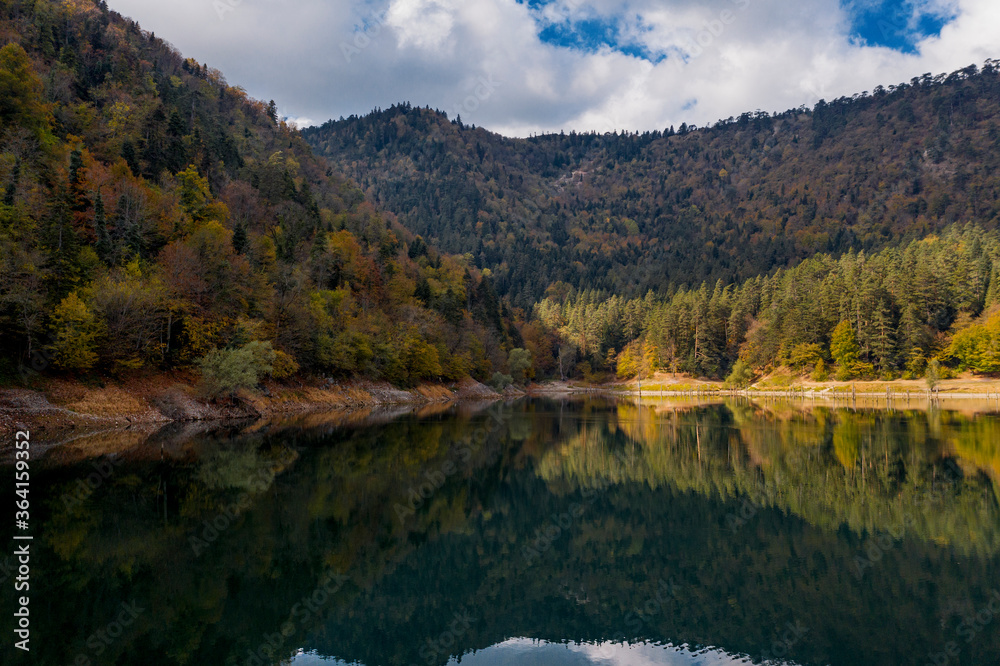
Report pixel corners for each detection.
[0,0,521,387]
[3,0,999,390]
[305,65,1000,306]
[524,226,1000,383]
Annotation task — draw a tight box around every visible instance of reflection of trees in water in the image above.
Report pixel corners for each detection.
[3,401,999,666]
[536,401,1000,556]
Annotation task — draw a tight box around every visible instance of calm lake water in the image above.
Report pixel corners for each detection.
[3,398,1000,666]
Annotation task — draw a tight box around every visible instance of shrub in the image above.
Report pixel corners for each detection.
[490,372,513,391]
[198,340,276,399]
[724,359,755,388]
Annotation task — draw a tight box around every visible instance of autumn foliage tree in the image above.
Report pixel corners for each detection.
[50,292,101,371]
[0,0,516,388]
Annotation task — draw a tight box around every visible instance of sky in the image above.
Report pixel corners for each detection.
[108,0,1000,137]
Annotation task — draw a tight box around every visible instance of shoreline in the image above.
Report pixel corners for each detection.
[558,387,1000,401]
[0,374,513,446]
[5,372,999,451]
[529,374,1000,401]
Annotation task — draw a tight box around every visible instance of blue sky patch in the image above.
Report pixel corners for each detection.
[843,1,957,53]
[518,0,666,62]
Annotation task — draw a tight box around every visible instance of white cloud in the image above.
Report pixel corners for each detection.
[386,0,457,51]
[286,116,316,129]
[107,0,1000,137]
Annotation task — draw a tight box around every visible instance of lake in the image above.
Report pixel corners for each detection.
[3,397,1000,666]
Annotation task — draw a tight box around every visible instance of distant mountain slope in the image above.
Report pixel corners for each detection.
[304,63,1000,306]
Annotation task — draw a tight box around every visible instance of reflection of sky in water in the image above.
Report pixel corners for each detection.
[291,638,783,665]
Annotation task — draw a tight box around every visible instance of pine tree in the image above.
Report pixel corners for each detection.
[232,222,248,255]
[94,189,111,263]
[831,320,861,380]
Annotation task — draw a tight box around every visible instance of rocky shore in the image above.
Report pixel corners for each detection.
[0,373,511,446]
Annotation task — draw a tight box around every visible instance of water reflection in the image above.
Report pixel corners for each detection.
[292,640,768,666]
[1,398,998,665]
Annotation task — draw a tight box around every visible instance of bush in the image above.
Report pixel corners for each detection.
[490,372,513,391]
[724,359,755,388]
[198,341,276,399]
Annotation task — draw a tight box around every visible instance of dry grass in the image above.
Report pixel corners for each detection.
[415,384,453,401]
[61,387,150,417]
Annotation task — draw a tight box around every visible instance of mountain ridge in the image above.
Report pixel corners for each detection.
[304,62,1000,306]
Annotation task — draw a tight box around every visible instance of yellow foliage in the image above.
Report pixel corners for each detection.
[0,44,49,135]
[617,341,640,379]
[50,292,101,371]
[271,350,300,379]
[947,311,1000,373]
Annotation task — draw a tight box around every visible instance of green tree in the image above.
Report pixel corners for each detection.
[831,321,861,380]
[786,342,824,372]
[926,358,941,391]
[508,348,532,385]
[93,190,111,264]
